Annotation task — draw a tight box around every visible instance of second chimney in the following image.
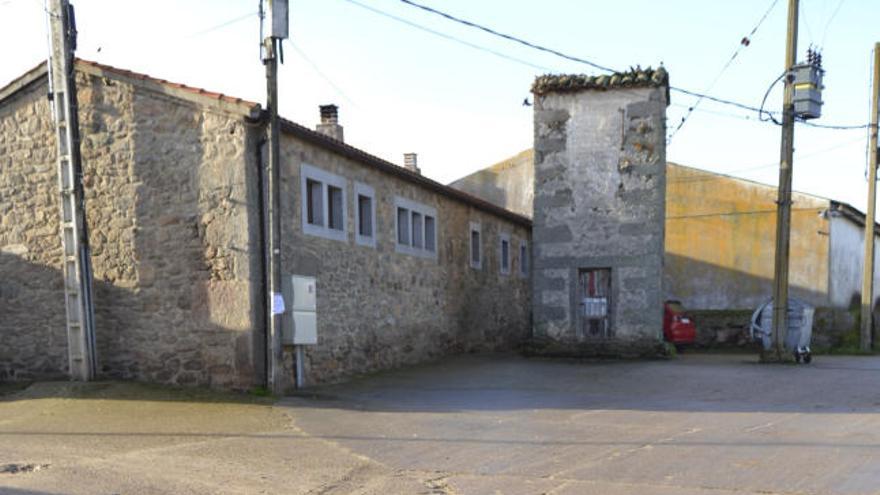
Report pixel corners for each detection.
[316,104,344,142]
[403,153,420,174]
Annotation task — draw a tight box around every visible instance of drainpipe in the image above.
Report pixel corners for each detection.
[254,136,270,390]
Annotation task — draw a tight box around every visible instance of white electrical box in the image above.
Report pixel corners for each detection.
[265,0,289,40]
[281,275,317,345]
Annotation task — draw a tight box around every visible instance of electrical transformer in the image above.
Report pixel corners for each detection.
[791,50,824,120]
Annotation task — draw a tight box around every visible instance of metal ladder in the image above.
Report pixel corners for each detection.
[46,0,96,381]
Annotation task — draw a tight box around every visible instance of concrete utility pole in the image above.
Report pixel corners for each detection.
[860,42,880,352]
[769,0,799,362]
[263,0,288,394]
[46,0,97,380]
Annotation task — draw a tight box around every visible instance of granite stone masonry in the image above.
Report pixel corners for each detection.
[531,71,669,352]
[278,132,531,387]
[0,60,531,389]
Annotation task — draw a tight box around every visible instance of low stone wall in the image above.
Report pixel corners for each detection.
[521,336,671,359]
[688,308,859,351]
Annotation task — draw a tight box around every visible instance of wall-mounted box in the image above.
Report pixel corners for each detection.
[281,274,317,345]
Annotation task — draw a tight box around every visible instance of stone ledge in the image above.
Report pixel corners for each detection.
[519,336,671,359]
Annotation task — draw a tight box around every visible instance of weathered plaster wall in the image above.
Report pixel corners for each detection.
[449,149,535,218]
[532,86,667,345]
[664,164,830,310]
[0,80,68,380]
[828,214,880,309]
[1,70,262,387]
[279,135,532,386]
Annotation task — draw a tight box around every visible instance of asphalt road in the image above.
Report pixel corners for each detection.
[3,353,880,494]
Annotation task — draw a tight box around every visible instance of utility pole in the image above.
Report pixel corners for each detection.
[262,0,288,394]
[769,0,799,362]
[46,0,97,380]
[860,42,880,352]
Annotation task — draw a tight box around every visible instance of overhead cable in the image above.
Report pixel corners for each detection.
[341,0,553,72]
[396,0,617,73]
[668,0,780,142]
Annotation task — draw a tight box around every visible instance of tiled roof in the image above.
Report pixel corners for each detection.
[532,66,668,95]
[0,58,532,228]
[279,117,533,228]
[75,59,260,108]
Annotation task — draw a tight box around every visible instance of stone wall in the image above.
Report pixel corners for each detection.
[278,133,532,387]
[532,84,667,348]
[84,71,261,389]
[1,67,262,388]
[688,307,859,352]
[2,63,531,389]
[0,79,68,380]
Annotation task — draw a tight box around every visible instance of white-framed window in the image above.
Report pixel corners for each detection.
[354,182,376,247]
[394,196,437,258]
[301,164,348,242]
[469,221,482,269]
[519,240,529,277]
[499,233,510,275]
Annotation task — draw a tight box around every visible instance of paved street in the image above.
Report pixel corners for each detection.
[3,353,880,494]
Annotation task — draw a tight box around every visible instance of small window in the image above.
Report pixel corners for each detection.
[397,207,410,245]
[469,222,481,269]
[306,179,323,226]
[412,212,423,249]
[300,164,347,242]
[395,196,437,259]
[328,185,343,230]
[358,195,372,236]
[500,234,510,275]
[520,241,529,276]
[424,216,436,252]
[354,182,376,247]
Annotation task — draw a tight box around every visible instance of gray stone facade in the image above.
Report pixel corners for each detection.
[1,63,263,387]
[277,123,531,388]
[531,74,668,348]
[0,61,531,388]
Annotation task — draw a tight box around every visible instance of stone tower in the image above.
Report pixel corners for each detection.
[531,68,670,353]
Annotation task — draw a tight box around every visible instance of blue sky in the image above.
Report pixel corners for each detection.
[1,0,877,208]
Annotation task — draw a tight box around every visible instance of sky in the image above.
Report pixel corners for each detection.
[1,0,877,209]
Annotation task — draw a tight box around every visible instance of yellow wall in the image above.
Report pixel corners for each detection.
[665,163,830,309]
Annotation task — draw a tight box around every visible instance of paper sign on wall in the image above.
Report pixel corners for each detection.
[272,292,286,315]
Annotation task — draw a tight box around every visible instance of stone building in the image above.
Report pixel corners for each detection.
[528,69,670,351]
[452,148,880,349]
[0,60,531,388]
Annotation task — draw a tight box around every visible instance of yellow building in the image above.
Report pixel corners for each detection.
[452,151,880,315]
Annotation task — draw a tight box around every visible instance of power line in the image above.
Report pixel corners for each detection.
[668,134,868,183]
[395,0,617,73]
[391,0,784,119]
[820,0,847,48]
[385,0,871,131]
[340,0,553,72]
[285,39,360,108]
[667,0,780,143]
[185,10,257,39]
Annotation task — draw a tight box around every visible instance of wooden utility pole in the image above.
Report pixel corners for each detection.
[769,0,799,362]
[46,0,97,380]
[860,42,880,352]
[263,0,288,393]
